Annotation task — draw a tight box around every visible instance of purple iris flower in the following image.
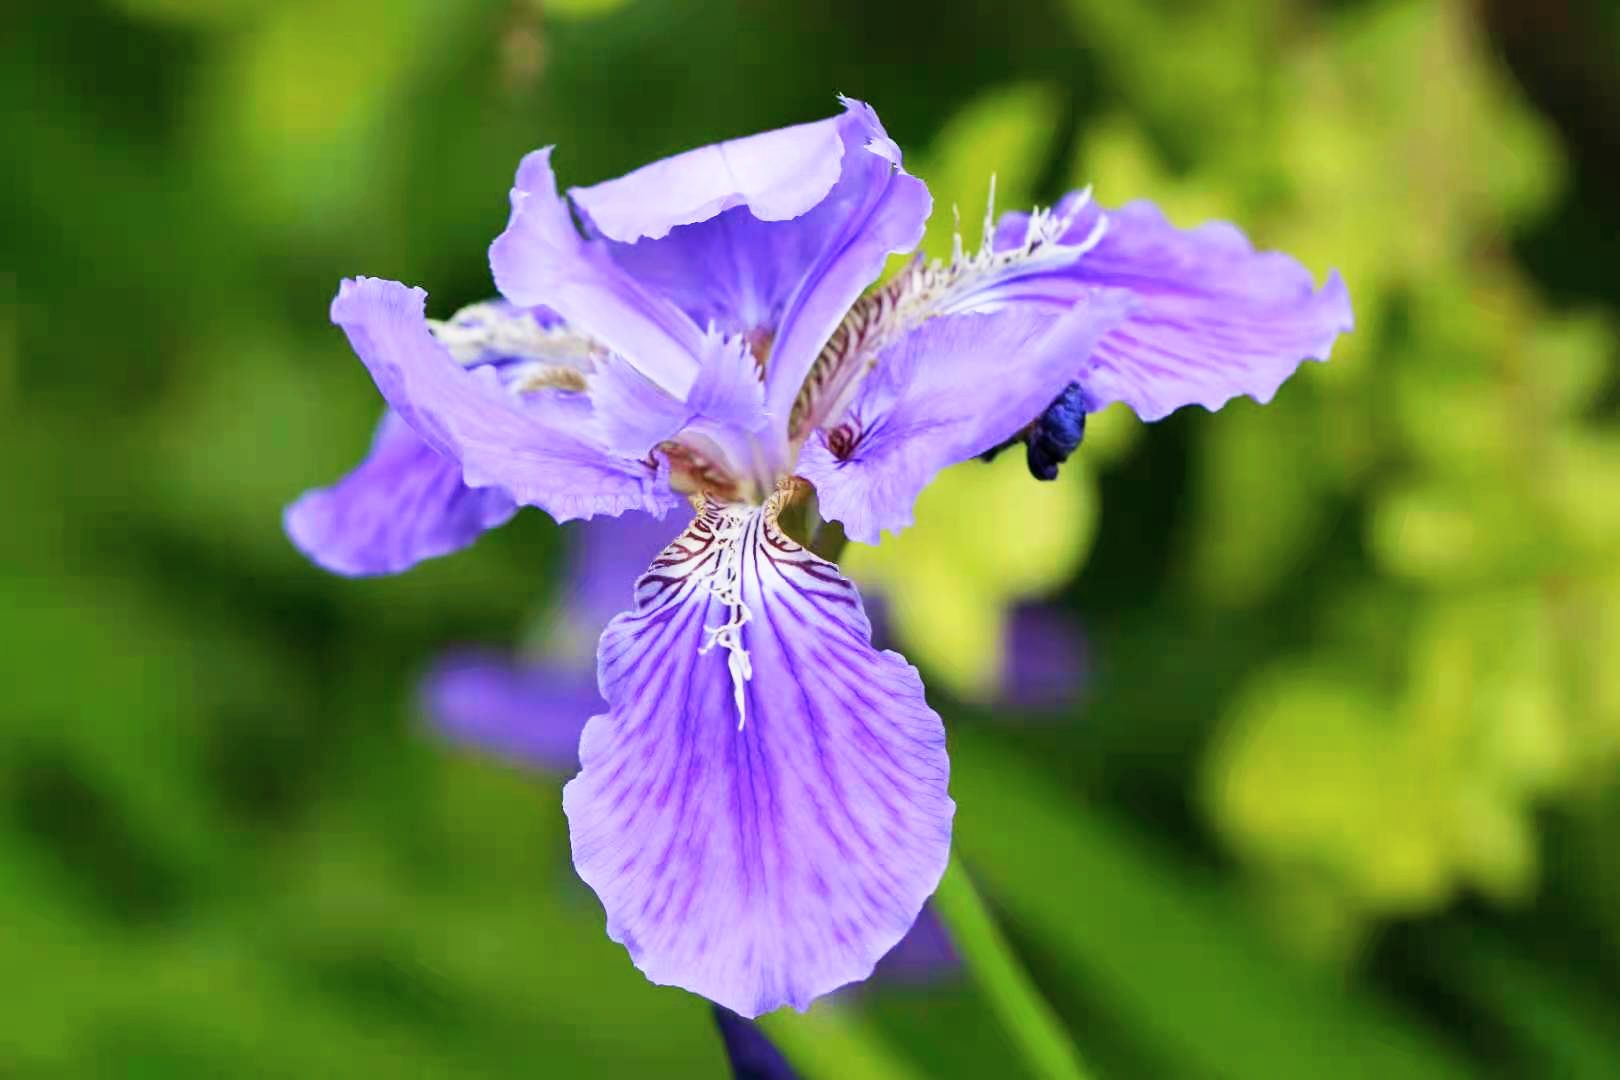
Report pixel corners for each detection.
[285,96,1350,1017]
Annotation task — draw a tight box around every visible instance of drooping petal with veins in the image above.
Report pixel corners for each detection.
[564,496,954,1017]
[285,411,517,576]
[329,277,678,523]
[992,194,1353,419]
[799,298,1130,544]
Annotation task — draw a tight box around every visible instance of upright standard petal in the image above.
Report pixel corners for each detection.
[490,149,706,399]
[759,100,932,431]
[994,195,1353,420]
[798,299,1129,544]
[570,114,847,243]
[421,650,600,772]
[564,497,954,1017]
[285,411,516,576]
[574,99,930,376]
[330,276,677,523]
[566,98,929,453]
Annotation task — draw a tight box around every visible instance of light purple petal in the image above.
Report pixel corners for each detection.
[994,196,1353,420]
[798,298,1130,544]
[686,331,769,433]
[490,149,707,399]
[759,100,932,432]
[329,276,678,523]
[572,99,929,443]
[585,203,830,341]
[575,99,923,347]
[587,353,694,461]
[421,650,600,772]
[284,411,517,576]
[571,115,847,244]
[589,329,770,471]
[564,501,954,1017]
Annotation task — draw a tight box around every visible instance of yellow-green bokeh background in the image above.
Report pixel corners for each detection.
[6,0,1620,1075]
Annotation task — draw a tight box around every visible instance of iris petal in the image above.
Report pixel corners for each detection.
[798,299,1129,544]
[284,411,516,576]
[329,276,678,523]
[491,150,707,399]
[994,195,1353,420]
[564,498,954,1017]
[570,113,847,244]
[760,100,932,431]
[567,99,930,447]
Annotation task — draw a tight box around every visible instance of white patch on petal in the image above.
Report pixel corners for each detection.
[693,502,755,729]
[634,497,763,730]
[427,300,603,369]
[631,488,817,731]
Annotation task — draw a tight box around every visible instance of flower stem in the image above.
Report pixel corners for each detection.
[931,856,1093,1080]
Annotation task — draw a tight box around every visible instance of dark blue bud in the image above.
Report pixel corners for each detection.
[1024,381,1088,481]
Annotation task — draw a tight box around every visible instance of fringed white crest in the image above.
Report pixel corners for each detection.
[695,502,755,730]
[790,183,1109,438]
[428,300,603,369]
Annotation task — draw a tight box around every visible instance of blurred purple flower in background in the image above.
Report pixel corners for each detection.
[712,1006,801,1080]
[996,601,1091,713]
[285,96,1350,1016]
[860,591,1091,714]
[421,511,673,772]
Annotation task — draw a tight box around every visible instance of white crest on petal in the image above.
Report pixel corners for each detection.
[635,497,756,729]
[694,502,754,729]
[427,300,604,369]
[629,487,820,731]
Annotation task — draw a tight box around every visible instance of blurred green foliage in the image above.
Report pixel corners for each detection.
[5,0,1619,1076]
